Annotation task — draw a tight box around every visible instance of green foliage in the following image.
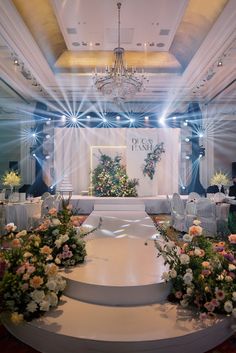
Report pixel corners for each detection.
[92,153,138,197]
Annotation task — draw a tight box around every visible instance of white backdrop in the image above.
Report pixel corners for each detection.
[54,128,180,196]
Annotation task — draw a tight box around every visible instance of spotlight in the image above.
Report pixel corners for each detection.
[199,132,204,138]
[45,155,50,160]
[144,116,149,121]
[129,118,135,123]
[172,116,177,120]
[185,155,191,160]
[86,115,91,119]
[61,115,66,122]
[217,60,223,67]
[181,186,186,190]
[32,133,36,138]
[103,118,107,122]
[116,115,120,120]
[71,116,77,123]
[14,58,19,65]
[183,120,188,126]
[159,117,165,125]
[45,134,50,139]
[32,153,36,157]
[185,137,190,142]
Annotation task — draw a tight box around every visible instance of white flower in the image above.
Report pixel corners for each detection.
[40,300,50,311]
[55,275,67,292]
[30,290,45,304]
[161,272,170,281]
[180,254,190,265]
[183,272,193,285]
[232,292,236,301]
[183,234,193,243]
[6,222,17,231]
[225,276,233,282]
[166,241,175,250]
[169,269,177,278]
[55,257,61,265]
[217,274,224,281]
[193,220,201,226]
[232,308,236,318]
[51,218,61,226]
[186,268,193,274]
[46,292,58,307]
[186,287,193,295]
[194,248,202,256]
[224,300,233,313]
[26,301,38,313]
[229,264,236,271]
[61,234,69,243]
[54,239,62,248]
[180,300,189,308]
[46,279,57,291]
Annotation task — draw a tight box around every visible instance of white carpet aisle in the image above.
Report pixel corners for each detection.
[2,203,233,353]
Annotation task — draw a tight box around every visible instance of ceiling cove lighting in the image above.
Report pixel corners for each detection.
[93,2,148,103]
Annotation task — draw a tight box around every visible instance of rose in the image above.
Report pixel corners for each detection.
[180,254,190,265]
[45,263,58,277]
[5,223,17,232]
[30,275,44,289]
[48,208,57,215]
[183,272,193,285]
[51,218,61,226]
[189,225,203,236]
[30,290,45,303]
[11,238,21,248]
[40,246,53,255]
[224,300,233,313]
[40,300,50,311]
[228,234,236,244]
[26,301,38,313]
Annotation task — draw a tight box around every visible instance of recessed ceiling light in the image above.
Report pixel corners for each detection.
[86,115,91,119]
[116,116,120,120]
[144,116,149,121]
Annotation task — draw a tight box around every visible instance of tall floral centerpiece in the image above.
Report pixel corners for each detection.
[2,170,21,194]
[210,171,230,192]
[143,142,165,180]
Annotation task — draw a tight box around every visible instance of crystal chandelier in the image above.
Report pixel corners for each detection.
[93,2,148,102]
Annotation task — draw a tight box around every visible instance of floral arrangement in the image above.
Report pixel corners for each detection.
[33,206,99,267]
[92,153,138,197]
[2,170,21,190]
[143,142,165,180]
[210,171,230,186]
[0,205,99,323]
[0,223,66,323]
[155,220,236,320]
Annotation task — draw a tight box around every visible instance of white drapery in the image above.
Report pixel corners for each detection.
[54,128,180,196]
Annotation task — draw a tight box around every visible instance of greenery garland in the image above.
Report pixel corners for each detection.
[92,153,139,197]
[143,142,165,180]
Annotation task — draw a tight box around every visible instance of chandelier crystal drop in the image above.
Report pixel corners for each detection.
[93,2,148,102]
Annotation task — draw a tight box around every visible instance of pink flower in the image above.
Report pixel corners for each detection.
[201,269,211,277]
[215,289,225,301]
[211,299,220,307]
[11,238,21,248]
[175,291,183,299]
[228,234,236,244]
[16,265,26,275]
[204,302,215,312]
[199,312,208,320]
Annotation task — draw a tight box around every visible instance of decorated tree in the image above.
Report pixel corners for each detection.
[92,153,138,197]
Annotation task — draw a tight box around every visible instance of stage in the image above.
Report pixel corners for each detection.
[60,195,187,214]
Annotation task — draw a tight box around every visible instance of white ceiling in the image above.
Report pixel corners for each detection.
[0,0,235,116]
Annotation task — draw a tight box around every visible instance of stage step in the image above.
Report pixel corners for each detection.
[94,202,145,211]
[2,296,232,353]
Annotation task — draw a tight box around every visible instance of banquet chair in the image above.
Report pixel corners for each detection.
[170,193,186,232]
[41,195,57,217]
[0,205,6,234]
[214,192,226,204]
[41,192,51,200]
[195,198,217,236]
[187,192,201,203]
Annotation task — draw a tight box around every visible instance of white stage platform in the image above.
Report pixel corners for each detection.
[63,195,180,214]
[2,208,233,353]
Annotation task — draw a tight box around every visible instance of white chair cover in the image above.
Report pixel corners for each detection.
[196,199,217,236]
[214,192,225,203]
[170,193,186,232]
[41,192,51,200]
[41,196,56,216]
[187,192,201,203]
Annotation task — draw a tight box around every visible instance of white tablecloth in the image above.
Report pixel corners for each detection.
[3,200,42,231]
[186,201,230,221]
